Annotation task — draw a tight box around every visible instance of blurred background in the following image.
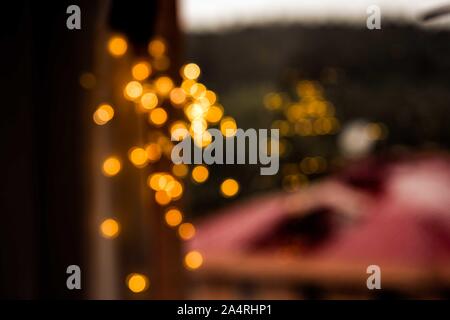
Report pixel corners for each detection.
[1,0,450,299]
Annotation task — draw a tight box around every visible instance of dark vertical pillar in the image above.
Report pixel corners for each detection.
[0,0,101,298]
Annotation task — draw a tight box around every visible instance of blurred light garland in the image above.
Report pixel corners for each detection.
[83,34,246,293]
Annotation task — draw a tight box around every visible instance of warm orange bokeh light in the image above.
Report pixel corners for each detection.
[108,35,128,57]
[206,105,224,124]
[99,218,120,239]
[191,165,209,183]
[184,251,203,270]
[185,103,205,121]
[220,178,239,197]
[172,163,188,178]
[132,62,151,81]
[220,117,237,137]
[145,143,162,162]
[149,108,168,126]
[190,83,206,99]
[181,63,201,80]
[164,208,183,227]
[127,273,149,293]
[155,76,174,96]
[170,121,189,141]
[124,81,143,100]
[93,104,114,125]
[155,190,171,206]
[169,88,187,106]
[102,157,121,177]
[148,38,166,58]
[128,147,148,167]
[147,173,162,190]
[166,180,183,199]
[205,90,217,105]
[193,131,212,148]
[181,79,196,94]
[178,223,196,240]
[140,92,158,110]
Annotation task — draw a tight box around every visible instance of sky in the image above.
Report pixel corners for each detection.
[179,0,450,32]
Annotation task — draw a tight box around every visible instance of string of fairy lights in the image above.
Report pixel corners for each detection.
[81,34,241,294]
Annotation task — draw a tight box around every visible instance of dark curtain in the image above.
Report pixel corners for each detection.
[0,0,171,299]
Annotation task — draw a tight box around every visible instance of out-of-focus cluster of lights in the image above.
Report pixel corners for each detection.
[93,104,114,125]
[264,80,341,192]
[265,81,340,138]
[300,156,328,175]
[280,163,309,192]
[84,34,243,294]
[147,172,184,205]
[264,79,388,192]
[178,63,230,148]
[279,155,330,192]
